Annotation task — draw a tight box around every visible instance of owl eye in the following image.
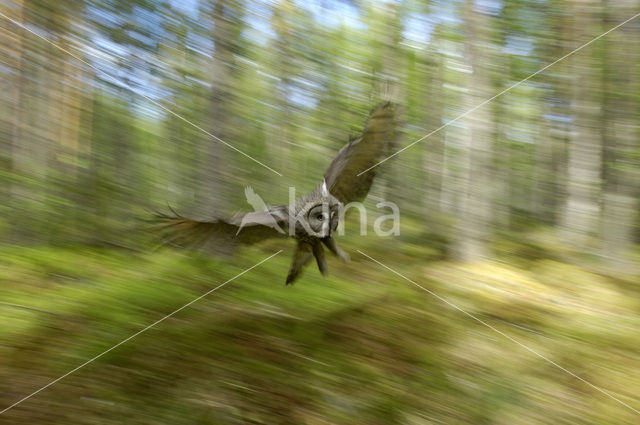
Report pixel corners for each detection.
[308,205,330,226]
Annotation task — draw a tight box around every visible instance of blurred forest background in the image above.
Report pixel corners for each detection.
[1,0,640,424]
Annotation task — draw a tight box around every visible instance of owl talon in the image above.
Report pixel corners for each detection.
[312,242,329,276]
[322,237,349,263]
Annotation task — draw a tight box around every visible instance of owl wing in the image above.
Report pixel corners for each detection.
[155,206,289,256]
[324,102,397,204]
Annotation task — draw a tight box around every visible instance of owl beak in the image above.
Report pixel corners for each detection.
[322,219,331,237]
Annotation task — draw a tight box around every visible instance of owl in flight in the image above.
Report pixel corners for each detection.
[156,102,396,284]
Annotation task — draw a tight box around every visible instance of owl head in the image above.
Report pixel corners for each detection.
[292,180,341,238]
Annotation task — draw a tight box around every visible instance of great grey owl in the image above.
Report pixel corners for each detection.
[156,102,396,284]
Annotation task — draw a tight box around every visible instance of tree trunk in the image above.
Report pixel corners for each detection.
[198,0,235,214]
[451,0,494,262]
[600,0,639,268]
[0,0,24,203]
[559,0,603,247]
[423,46,445,222]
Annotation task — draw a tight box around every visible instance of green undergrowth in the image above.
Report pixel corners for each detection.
[0,236,639,424]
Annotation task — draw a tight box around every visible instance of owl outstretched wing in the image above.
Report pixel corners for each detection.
[155,206,289,256]
[324,102,397,204]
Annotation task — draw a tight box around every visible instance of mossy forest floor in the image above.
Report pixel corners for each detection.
[1,229,639,424]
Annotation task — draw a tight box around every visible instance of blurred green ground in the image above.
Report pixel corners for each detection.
[1,226,639,424]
